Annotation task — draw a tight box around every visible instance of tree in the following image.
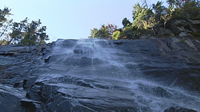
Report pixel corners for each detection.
[152,1,173,30]
[167,0,200,19]
[152,1,166,22]
[88,24,117,39]
[122,26,134,39]
[122,18,131,27]
[9,17,49,45]
[182,0,200,19]
[9,18,28,44]
[132,3,144,21]
[0,7,13,39]
[88,28,98,39]
[96,25,110,39]
[36,26,48,44]
[132,3,154,36]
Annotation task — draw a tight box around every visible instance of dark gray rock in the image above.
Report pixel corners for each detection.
[0,38,200,112]
[26,85,41,101]
[0,92,21,112]
[165,19,200,37]
[20,99,41,112]
[23,78,37,90]
[164,106,197,112]
[14,81,23,88]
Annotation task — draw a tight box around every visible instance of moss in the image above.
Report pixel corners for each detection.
[192,32,200,37]
[155,33,174,38]
[191,32,200,41]
[178,38,188,42]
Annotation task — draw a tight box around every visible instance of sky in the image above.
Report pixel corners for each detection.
[0,0,166,42]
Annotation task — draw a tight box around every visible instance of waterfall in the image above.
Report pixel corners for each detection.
[36,39,200,111]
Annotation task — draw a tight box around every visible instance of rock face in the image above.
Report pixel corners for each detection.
[0,38,200,112]
[166,19,200,37]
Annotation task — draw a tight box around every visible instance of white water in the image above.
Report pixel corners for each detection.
[38,39,200,111]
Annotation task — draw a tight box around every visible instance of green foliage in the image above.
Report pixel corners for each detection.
[178,38,188,42]
[9,17,49,45]
[132,9,151,29]
[192,32,200,37]
[89,0,200,40]
[167,0,183,9]
[112,31,121,40]
[88,28,98,39]
[98,25,111,39]
[0,7,49,46]
[89,24,117,39]
[132,3,154,36]
[122,26,134,39]
[122,18,131,27]
[167,0,200,19]
[90,25,110,39]
[19,39,36,46]
[152,1,166,22]
[132,26,146,37]
[132,3,144,20]
[183,1,200,19]
[0,7,12,26]
[171,8,187,19]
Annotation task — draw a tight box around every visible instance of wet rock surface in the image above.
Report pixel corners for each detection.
[0,38,200,112]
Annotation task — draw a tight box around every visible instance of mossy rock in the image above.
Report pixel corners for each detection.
[178,38,188,42]
[192,32,200,37]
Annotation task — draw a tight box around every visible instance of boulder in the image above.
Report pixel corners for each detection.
[0,92,21,112]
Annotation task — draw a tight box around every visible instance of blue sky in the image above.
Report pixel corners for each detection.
[0,0,166,42]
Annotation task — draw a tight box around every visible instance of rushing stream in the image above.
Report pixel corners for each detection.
[0,39,200,112]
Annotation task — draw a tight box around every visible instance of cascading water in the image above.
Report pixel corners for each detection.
[34,39,200,112]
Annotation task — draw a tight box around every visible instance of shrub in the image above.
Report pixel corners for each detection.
[112,31,121,40]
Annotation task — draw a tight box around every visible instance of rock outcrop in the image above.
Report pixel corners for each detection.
[165,19,200,37]
[0,38,200,112]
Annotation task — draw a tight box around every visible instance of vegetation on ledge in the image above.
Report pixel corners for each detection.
[88,0,200,40]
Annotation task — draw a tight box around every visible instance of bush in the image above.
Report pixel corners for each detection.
[112,31,121,40]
